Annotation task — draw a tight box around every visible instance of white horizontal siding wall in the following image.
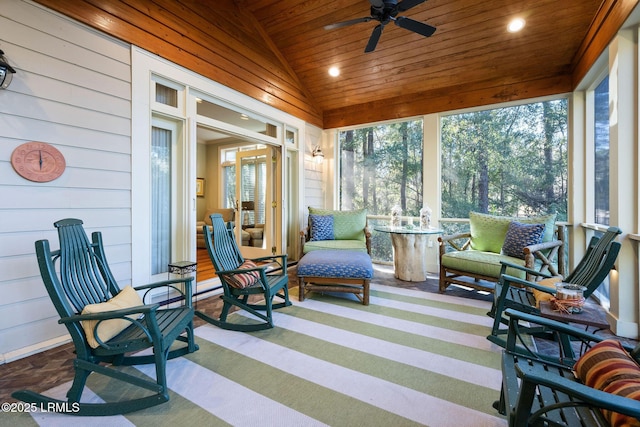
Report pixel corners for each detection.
[303,124,324,211]
[0,0,132,363]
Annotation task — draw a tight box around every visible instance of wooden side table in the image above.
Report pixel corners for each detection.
[538,299,609,331]
[374,225,443,281]
[538,298,610,360]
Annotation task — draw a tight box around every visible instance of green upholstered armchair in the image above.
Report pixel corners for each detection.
[438,212,566,293]
[299,207,371,259]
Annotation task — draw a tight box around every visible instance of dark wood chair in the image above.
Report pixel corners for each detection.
[488,226,622,347]
[496,309,640,426]
[198,213,291,331]
[12,218,198,416]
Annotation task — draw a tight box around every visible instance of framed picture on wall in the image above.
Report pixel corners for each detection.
[196,178,205,197]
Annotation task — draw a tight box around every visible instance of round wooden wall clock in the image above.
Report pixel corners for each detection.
[11,142,66,182]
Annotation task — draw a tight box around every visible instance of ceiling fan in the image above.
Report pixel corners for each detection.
[324,0,436,53]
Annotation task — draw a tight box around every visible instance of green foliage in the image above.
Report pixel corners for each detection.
[441,99,568,220]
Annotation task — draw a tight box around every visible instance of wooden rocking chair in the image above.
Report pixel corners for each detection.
[488,226,622,347]
[12,219,199,416]
[198,213,291,331]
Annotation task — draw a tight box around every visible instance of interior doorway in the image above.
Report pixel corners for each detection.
[196,124,282,260]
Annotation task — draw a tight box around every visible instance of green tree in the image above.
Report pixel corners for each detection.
[441,99,568,220]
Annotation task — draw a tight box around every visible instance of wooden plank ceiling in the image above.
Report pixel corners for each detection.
[33,0,638,129]
[239,0,606,127]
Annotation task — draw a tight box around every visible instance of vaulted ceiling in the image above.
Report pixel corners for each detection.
[239,0,606,126]
[33,0,639,129]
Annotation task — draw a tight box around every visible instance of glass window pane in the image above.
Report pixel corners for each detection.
[155,83,178,107]
[151,126,172,275]
[197,99,277,137]
[594,76,610,225]
[286,128,297,145]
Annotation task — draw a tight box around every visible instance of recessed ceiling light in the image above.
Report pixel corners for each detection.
[507,18,525,33]
[328,66,340,77]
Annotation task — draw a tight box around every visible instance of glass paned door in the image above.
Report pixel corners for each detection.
[236,148,278,258]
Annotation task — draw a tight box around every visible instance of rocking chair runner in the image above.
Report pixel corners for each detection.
[488,226,622,347]
[12,219,199,416]
[198,213,291,331]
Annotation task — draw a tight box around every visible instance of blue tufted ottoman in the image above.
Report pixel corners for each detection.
[297,250,373,305]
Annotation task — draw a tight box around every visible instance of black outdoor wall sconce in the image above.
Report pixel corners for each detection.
[0,50,16,89]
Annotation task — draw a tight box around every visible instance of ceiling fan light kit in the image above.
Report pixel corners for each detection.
[324,0,436,53]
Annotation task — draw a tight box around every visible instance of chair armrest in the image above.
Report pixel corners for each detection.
[364,226,372,255]
[499,261,556,280]
[438,232,471,253]
[135,277,195,305]
[60,304,159,324]
[249,254,288,275]
[523,239,563,255]
[516,361,640,420]
[438,231,471,243]
[505,309,604,344]
[505,308,636,356]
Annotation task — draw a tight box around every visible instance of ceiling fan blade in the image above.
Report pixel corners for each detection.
[397,0,427,12]
[394,16,436,37]
[324,16,372,30]
[365,24,383,53]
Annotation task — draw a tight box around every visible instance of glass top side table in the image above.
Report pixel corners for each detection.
[374,226,443,281]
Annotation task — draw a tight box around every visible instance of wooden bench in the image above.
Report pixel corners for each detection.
[495,309,640,426]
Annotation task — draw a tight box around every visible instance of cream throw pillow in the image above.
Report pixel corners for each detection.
[81,285,144,348]
[532,276,563,307]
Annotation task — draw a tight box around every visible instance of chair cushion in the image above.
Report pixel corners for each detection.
[298,250,373,279]
[601,379,640,427]
[574,339,640,389]
[225,260,261,289]
[309,214,334,241]
[532,276,563,307]
[501,221,546,259]
[81,285,144,349]
[303,240,368,253]
[574,339,640,426]
[309,207,367,241]
[441,250,527,279]
[469,212,556,253]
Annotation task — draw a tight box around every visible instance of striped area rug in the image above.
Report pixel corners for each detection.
[13,284,507,427]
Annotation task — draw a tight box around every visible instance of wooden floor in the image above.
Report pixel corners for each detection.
[196,247,215,282]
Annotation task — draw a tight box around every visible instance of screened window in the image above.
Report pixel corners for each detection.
[441,99,568,222]
[338,120,423,262]
[594,76,610,225]
[338,120,423,215]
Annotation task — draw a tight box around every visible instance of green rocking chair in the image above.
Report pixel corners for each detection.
[198,213,291,331]
[12,219,199,416]
[488,226,622,347]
